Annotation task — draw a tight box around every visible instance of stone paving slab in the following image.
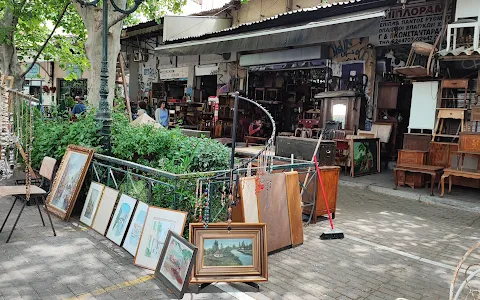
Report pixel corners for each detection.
[0,185,478,299]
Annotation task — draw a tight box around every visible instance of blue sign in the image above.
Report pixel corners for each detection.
[25,64,40,79]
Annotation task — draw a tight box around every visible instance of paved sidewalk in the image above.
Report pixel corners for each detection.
[0,185,479,300]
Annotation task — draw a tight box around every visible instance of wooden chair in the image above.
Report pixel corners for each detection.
[0,157,57,243]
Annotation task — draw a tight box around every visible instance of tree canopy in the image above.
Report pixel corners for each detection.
[0,0,185,84]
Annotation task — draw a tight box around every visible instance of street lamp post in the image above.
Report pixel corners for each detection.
[79,0,144,154]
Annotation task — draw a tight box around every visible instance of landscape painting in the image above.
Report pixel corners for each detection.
[123,201,149,256]
[155,231,197,299]
[189,223,268,284]
[203,238,253,267]
[79,182,105,226]
[134,207,187,270]
[46,145,94,220]
[106,194,137,246]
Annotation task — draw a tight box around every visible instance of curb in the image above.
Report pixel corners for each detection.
[339,181,480,214]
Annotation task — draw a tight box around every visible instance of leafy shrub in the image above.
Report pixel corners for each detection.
[30,106,231,231]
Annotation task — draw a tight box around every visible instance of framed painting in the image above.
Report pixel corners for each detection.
[189,223,268,284]
[350,138,381,177]
[92,187,119,235]
[106,194,137,245]
[155,230,197,299]
[46,145,94,220]
[134,207,187,270]
[79,182,105,227]
[123,201,149,256]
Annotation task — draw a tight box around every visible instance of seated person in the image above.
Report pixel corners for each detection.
[248,119,264,137]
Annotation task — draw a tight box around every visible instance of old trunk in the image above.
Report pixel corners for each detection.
[74,1,124,109]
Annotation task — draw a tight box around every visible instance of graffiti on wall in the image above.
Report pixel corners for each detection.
[329,38,370,62]
[376,47,410,74]
[139,58,158,97]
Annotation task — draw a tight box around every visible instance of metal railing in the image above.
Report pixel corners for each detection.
[90,153,318,225]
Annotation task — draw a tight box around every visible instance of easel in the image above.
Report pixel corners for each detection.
[194,282,260,293]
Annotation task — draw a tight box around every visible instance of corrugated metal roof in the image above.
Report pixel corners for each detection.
[438,46,480,57]
[190,0,240,16]
[165,0,365,43]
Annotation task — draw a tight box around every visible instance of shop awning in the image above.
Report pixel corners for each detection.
[155,8,387,56]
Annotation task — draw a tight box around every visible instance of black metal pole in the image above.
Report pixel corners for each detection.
[230,92,239,170]
[96,0,112,154]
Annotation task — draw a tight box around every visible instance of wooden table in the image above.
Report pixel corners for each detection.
[441,167,480,197]
[394,164,444,196]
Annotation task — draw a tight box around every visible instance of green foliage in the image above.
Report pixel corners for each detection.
[31,108,102,169]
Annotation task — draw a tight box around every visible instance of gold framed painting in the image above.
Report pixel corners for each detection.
[46,145,94,220]
[189,223,268,284]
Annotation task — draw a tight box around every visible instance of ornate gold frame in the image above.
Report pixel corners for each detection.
[189,223,268,284]
[46,145,94,220]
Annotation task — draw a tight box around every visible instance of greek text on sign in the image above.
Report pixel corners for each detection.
[159,67,189,80]
[371,1,445,46]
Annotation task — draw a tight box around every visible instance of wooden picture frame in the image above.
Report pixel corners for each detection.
[155,230,197,299]
[134,207,187,270]
[350,138,381,177]
[79,182,105,227]
[46,145,94,220]
[189,223,268,284]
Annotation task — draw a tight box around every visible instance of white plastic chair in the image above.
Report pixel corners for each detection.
[446,0,480,51]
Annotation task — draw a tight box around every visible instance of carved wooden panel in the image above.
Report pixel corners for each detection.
[459,132,480,153]
[403,134,432,151]
[429,142,459,168]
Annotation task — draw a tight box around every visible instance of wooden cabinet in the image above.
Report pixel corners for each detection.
[459,132,480,153]
[397,150,428,188]
[303,166,340,223]
[377,83,400,109]
[318,142,336,166]
[403,133,432,151]
[429,142,459,167]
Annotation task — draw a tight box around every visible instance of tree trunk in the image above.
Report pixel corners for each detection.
[0,10,24,88]
[73,1,125,109]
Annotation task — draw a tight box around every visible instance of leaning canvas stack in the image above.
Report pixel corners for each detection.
[46,144,281,298]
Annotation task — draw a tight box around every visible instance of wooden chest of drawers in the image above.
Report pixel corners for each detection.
[397,150,428,188]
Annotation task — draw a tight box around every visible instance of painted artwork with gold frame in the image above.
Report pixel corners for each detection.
[189,223,268,284]
[46,145,94,220]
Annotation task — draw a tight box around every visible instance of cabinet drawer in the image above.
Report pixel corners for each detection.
[442,79,468,89]
[437,109,465,119]
[397,150,427,165]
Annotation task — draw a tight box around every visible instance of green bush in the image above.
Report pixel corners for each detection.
[30,106,231,231]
